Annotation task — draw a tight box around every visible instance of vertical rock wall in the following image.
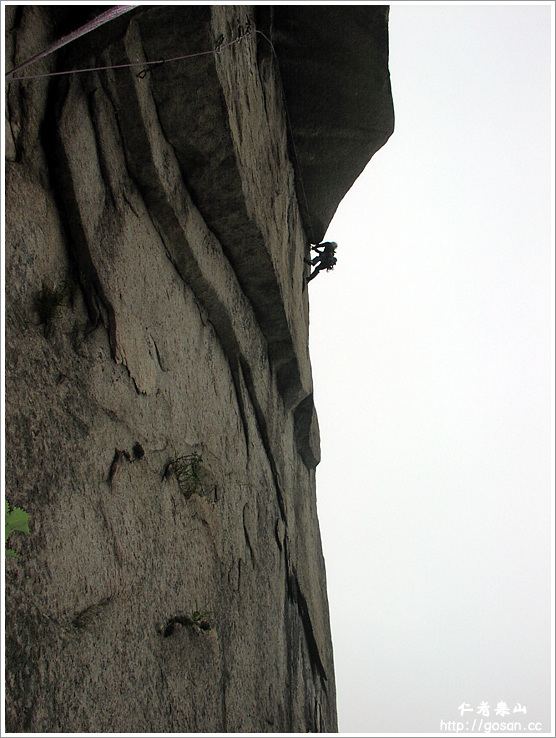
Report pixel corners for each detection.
[5,4,393,733]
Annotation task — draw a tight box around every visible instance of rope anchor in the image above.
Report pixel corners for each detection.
[237,19,252,40]
[214,34,225,53]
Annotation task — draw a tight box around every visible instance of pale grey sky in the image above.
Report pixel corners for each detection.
[310,3,553,734]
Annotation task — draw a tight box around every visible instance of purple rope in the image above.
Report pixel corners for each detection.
[5,5,139,81]
[5,29,255,83]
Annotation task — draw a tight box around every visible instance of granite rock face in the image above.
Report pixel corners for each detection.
[4,5,393,733]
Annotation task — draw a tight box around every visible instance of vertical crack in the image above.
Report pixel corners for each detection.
[230,359,250,457]
[287,567,328,692]
[242,504,256,563]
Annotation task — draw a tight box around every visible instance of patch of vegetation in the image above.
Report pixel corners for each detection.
[187,607,213,630]
[170,452,210,499]
[5,500,30,558]
[160,605,214,637]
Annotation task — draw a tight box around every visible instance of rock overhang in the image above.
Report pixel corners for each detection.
[51,3,394,253]
[261,5,395,243]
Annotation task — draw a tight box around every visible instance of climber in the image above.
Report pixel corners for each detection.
[304,241,338,283]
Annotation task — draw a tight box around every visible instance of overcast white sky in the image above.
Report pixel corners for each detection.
[310,3,554,734]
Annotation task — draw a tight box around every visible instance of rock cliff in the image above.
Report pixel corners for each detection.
[4,5,393,733]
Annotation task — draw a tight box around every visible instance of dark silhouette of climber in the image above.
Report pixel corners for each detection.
[304,241,338,283]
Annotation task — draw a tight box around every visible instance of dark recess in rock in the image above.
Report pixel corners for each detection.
[269,5,395,243]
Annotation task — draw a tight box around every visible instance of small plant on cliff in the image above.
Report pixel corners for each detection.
[188,605,213,630]
[33,280,72,324]
[5,500,30,558]
[160,605,213,636]
[169,452,207,499]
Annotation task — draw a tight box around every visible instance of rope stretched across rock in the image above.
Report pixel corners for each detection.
[5,10,255,82]
[5,6,139,81]
[6,8,322,254]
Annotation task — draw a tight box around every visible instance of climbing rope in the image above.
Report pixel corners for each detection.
[5,9,317,245]
[5,5,139,82]
[5,26,255,82]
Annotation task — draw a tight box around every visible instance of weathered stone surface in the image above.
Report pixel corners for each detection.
[5,4,393,733]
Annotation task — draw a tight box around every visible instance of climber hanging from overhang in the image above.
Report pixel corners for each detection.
[304,241,338,284]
